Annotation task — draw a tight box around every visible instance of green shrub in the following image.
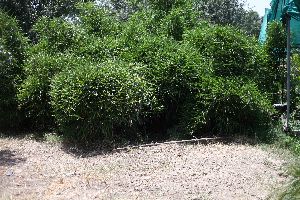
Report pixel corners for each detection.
[271,128,300,199]
[32,17,85,54]
[181,77,274,137]
[180,25,274,137]
[159,6,198,40]
[0,11,27,130]
[185,25,264,79]
[264,21,287,103]
[148,0,186,12]
[18,11,120,129]
[118,33,208,136]
[74,36,118,62]
[117,32,206,101]
[18,53,85,128]
[14,2,275,142]
[50,61,157,142]
[76,3,119,38]
[113,20,273,139]
[293,53,300,67]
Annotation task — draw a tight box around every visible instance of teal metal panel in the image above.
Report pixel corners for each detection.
[291,18,300,47]
[259,0,300,47]
[259,8,271,43]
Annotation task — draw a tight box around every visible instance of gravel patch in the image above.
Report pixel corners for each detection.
[0,137,290,200]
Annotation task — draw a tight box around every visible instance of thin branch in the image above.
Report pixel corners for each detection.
[112,137,226,152]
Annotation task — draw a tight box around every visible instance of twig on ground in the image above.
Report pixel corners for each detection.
[113,137,226,152]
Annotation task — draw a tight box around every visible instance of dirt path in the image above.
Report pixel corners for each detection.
[0,137,290,200]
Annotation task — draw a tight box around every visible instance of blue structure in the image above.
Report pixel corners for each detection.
[259,0,300,130]
[259,0,300,47]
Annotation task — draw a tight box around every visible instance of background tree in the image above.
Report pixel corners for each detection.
[194,0,261,36]
[241,10,262,37]
[195,0,245,26]
[0,0,92,36]
[105,0,262,36]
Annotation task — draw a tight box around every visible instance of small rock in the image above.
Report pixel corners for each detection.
[5,169,14,176]
[66,172,76,177]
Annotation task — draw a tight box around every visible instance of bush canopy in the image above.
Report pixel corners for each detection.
[0,2,284,143]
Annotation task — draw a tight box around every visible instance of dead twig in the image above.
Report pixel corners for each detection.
[113,137,226,152]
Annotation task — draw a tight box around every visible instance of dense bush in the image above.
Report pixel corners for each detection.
[264,21,287,103]
[0,10,27,130]
[18,6,119,129]
[31,17,85,54]
[180,77,273,137]
[113,30,208,136]
[148,0,187,12]
[185,25,264,79]
[160,7,198,40]
[76,3,119,38]
[50,61,157,141]
[14,2,275,142]
[18,53,85,127]
[177,25,275,137]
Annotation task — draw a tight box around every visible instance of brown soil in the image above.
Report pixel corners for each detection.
[0,137,291,200]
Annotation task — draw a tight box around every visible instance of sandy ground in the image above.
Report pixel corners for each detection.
[0,137,291,200]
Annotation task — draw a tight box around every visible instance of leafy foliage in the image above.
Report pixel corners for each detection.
[50,61,157,141]
[264,21,287,103]
[195,0,245,26]
[194,0,261,36]
[148,0,186,12]
[18,53,84,127]
[265,21,286,67]
[160,7,198,40]
[241,10,262,37]
[0,0,92,35]
[102,0,261,36]
[292,54,300,117]
[76,3,119,38]
[181,78,273,137]
[185,25,262,78]
[13,1,275,142]
[0,10,27,129]
[31,17,85,54]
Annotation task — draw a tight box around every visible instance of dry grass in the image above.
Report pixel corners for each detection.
[0,136,293,200]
